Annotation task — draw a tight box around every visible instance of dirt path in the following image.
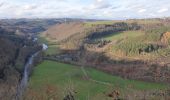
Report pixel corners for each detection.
[81,67,113,86]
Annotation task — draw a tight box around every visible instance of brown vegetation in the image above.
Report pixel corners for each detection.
[161,32,170,45]
[42,22,86,42]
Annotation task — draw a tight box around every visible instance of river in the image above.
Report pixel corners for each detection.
[15,43,48,100]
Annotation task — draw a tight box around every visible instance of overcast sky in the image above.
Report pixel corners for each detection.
[0,0,169,19]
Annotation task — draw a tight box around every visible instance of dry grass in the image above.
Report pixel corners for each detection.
[42,22,86,42]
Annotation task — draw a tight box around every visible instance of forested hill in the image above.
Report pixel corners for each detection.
[0,18,97,36]
[0,27,42,100]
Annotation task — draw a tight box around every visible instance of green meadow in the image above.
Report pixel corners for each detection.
[38,35,60,55]
[85,19,161,27]
[45,45,59,55]
[26,60,168,100]
[103,31,144,41]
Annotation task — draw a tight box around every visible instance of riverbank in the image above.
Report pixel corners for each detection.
[15,38,48,99]
[16,51,41,100]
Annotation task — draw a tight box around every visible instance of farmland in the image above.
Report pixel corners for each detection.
[24,19,170,99]
[25,61,168,100]
[102,31,144,41]
[38,35,60,55]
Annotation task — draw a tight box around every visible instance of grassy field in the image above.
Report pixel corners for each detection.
[25,61,168,100]
[85,19,161,27]
[85,21,120,26]
[127,19,161,25]
[45,45,60,55]
[102,30,165,57]
[37,35,49,45]
[38,34,60,55]
[103,31,144,41]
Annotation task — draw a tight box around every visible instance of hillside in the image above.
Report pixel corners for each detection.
[0,19,64,37]
[42,22,86,42]
[25,61,168,100]
[40,19,170,83]
[0,28,42,100]
[0,18,97,37]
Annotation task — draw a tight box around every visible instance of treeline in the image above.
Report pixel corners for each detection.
[87,22,140,39]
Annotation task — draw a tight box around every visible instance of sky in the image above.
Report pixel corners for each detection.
[0,0,169,19]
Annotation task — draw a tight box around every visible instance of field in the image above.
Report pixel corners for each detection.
[101,30,151,57]
[85,19,161,27]
[102,31,144,41]
[127,19,162,25]
[37,35,49,45]
[38,35,60,55]
[45,45,59,55]
[25,61,168,100]
[85,21,120,26]
[100,30,169,58]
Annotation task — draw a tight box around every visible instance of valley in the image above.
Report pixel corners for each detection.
[1,0,170,100]
[24,18,170,99]
[39,19,170,83]
[0,18,170,100]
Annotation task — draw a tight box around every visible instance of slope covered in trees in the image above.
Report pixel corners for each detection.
[0,27,42,100]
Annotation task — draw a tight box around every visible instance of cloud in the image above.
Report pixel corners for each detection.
[0,0,170,19]
[0,2,4,7]
[138,9,146,13]
[158,8,168,13]
[111,6,119,10]
[23,4,38,10]
[97,0,103,2]
[89,0,111,10]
